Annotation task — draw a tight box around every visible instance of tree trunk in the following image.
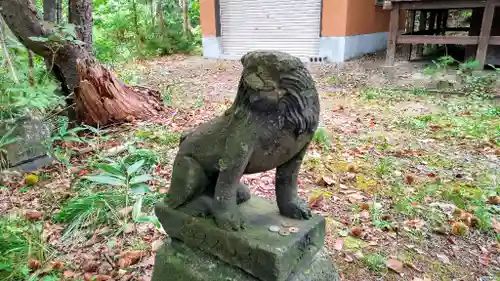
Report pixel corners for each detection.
[182,0,189,35]
[75,58,163,125]
[56,0,62,24]
[43,0,57,76]
[0,0,164,126]
[157,2,166,39]
[43,0,56,22]
[68,0,93,53]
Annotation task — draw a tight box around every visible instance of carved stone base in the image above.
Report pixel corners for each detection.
[151,239,340,281]
[155,196,327,281]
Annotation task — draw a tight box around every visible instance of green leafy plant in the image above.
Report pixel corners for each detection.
[370,197,391,229]
[361,253,387,274]
[43,117,91,170]
[423,55,457,90]
[84,158,152,194]
[82,156,161,229]
[312,127,331,150]
[0,124,18,170]
[0,216,53,281]
[29,23,86,47]
[50,117,89,143]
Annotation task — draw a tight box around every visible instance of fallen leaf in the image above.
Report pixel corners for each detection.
[124,223,135,234]
[447,236,457,245]
[492,218,500,233]
[25,210,42,221]
[405,219,425,229]
[117,251,146,268]
[387,258,404,274]
[347,193,365,203]
[118,206,133,218]
[436,253,450,264]
[405,173,416,185]
[432,226,447,235]
[308,194,325,209]
[360,203,370,211]
[28,259,41,270]
[451,221,469,236]
[347,164,357,173]
[354,251,364,259]
[63,270,74,279]
[334,238,344,251]
[350,226,362,237]
[152,239,164,252]
[406,262,423,273]
[479,252,490,266]
[344,254,354,263]
[359,211,370,220]
[82,261,100,272]
[317,175,336,187]
[51,260,65,270]
[487,196,500,205]
[412,278,431,281]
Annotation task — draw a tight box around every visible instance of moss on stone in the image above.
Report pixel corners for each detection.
[155,196,326,281]
[151,239,341,281]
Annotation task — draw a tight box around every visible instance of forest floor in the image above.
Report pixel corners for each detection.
[1,51,499,281]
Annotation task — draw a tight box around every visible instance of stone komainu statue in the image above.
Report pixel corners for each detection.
[165,51,320,231]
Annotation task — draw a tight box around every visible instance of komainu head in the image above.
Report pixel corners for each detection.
[233,51,319,137]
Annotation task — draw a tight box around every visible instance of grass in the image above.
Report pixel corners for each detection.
[0,216,55,281]
[361,252,387,275]
[312,127,331,150]
[54,192,127,240]
[134,128,181,148]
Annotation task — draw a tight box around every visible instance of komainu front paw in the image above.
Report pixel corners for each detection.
[213,209,246,231]
[279,197,312,220]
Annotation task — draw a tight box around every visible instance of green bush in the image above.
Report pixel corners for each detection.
[93,0,201,63]
[0,42,63,121]
[0,216,53,281]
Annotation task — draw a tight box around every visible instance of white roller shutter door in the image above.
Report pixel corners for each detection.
[219,0,321,61]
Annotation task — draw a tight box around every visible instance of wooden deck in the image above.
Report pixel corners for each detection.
[384,0,500,67]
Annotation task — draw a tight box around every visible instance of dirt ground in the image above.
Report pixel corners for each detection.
[1,50,499,281]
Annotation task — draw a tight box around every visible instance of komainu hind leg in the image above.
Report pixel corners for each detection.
[164,155,208,209]
[178,195,213,217]
[179,182,251,217]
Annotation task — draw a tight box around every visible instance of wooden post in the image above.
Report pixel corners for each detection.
[441,9,449,35]
[476,0,495,67]
[429,10,437,32]
[407,10,416,60]
[386,3,400,66]
[416,10,427,57]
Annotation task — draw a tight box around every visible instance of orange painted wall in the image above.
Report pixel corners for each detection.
[321,0,406,37]
[200,0,216,36]
[321,0,348,36]
[345,0,391,36]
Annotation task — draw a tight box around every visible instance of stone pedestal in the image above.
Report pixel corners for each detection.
[151,196,340,281]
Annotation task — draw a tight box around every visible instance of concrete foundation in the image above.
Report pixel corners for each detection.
[204,32,388,63]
